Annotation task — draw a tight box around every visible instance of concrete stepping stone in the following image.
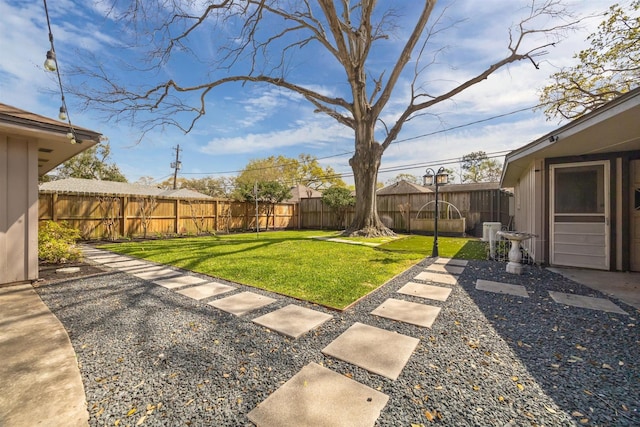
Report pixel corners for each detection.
[153,275,208,289]
[118,264,164,273]
[397,282,452,302]
[102,259,148,269]
[208,291,277,316]
[252,304,333,339]
[434,257,468,267]
[321,322,419,380]
[476,279,529,298]
[548,291,628,315]
[371,298,441,328]
[426,263,465,275]
[133,268,182,281]
[248,362,388,427]
[81,249,107,255]
[176,282,235,300]
[414,271,458,285]
[87,254,132,264]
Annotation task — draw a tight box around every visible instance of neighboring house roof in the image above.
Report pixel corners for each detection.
[377,180,501,195]
[502,87,640,187]
[0,103,101,176]
[286,184,323,202]
[39,178,213,199]
[377,180,432,195]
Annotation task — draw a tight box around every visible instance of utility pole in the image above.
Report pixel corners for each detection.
[171,145,182,190]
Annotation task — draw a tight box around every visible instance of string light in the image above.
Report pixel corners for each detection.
[44,50,56,72]
[43,0,79,143]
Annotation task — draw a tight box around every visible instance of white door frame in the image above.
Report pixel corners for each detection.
[550,160,610,270]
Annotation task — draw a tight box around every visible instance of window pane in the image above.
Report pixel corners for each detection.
[554,165,604,214]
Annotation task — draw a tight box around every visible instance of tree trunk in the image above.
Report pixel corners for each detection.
[343,126,395,237]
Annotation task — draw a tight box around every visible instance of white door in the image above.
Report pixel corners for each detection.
[550,161,609,270]
[631,160,640,272]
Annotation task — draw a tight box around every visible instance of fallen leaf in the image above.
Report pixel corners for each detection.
[434,386,443,390]
[602,363,613,370]
[136,415,146,426]
[472,385,480,391]
[517,383,524,391]
[498,396,505,402]
[619,361,625,366]
[517,340,523,347]
[95,407,104,417]
[411,424,424,427]
[414,384,422,389]
[127,408,137,417]
[237,398,243,405]
[575,344,587,351]
[511,376,519,382]
[424,410,434,421]
[583,389,593,396]
[544,404,557,414]
[344,373,353,379]
[580,418,589,424]
[571,411,584,417]
[114,420,121,426]
[184,399,194,406]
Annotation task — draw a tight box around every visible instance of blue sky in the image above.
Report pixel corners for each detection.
[0,0,623,186]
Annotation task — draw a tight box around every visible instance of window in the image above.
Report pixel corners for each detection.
[554,164,605,214]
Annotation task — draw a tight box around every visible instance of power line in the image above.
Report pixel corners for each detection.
[176,104,538,178]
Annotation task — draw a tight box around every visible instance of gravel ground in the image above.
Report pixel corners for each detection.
[35,259,639,427]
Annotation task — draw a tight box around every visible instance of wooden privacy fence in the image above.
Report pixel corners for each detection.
[39,187,512,239]
[39,192,297,240]
[299,188,512,236]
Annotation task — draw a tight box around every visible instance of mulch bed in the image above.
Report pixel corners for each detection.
[36,261,106,286]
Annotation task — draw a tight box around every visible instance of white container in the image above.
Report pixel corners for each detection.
[482,222,502,242]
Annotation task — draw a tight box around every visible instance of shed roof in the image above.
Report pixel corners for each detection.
[377,180,432,195]
[377,180,501,194]
[40,178,213,199]
[0,103,101,176]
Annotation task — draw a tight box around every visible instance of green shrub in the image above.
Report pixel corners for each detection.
[38,221,82,263]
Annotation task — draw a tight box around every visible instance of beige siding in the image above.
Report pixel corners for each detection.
[0,135,39,285]
[513,159,545,263]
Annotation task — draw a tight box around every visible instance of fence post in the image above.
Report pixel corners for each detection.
[120,196,128,237]
[51,193,58,222]
[174,199,180,235]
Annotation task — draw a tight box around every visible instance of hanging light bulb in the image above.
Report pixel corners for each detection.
[66,130,77,144]
[44,50,57,72]
[58,106,67,121]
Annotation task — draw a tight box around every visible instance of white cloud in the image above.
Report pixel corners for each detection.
[201,118,353,155]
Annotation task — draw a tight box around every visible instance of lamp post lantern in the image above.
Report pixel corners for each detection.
[423,167,449,257]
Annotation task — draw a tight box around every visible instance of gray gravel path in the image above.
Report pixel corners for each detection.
[36,259,639,426]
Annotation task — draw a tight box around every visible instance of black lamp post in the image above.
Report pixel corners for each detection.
[423,167,449,257]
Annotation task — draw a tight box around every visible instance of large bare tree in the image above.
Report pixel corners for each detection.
[75,0,577,236]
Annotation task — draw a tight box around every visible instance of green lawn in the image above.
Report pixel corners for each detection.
[98,230,487,310]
